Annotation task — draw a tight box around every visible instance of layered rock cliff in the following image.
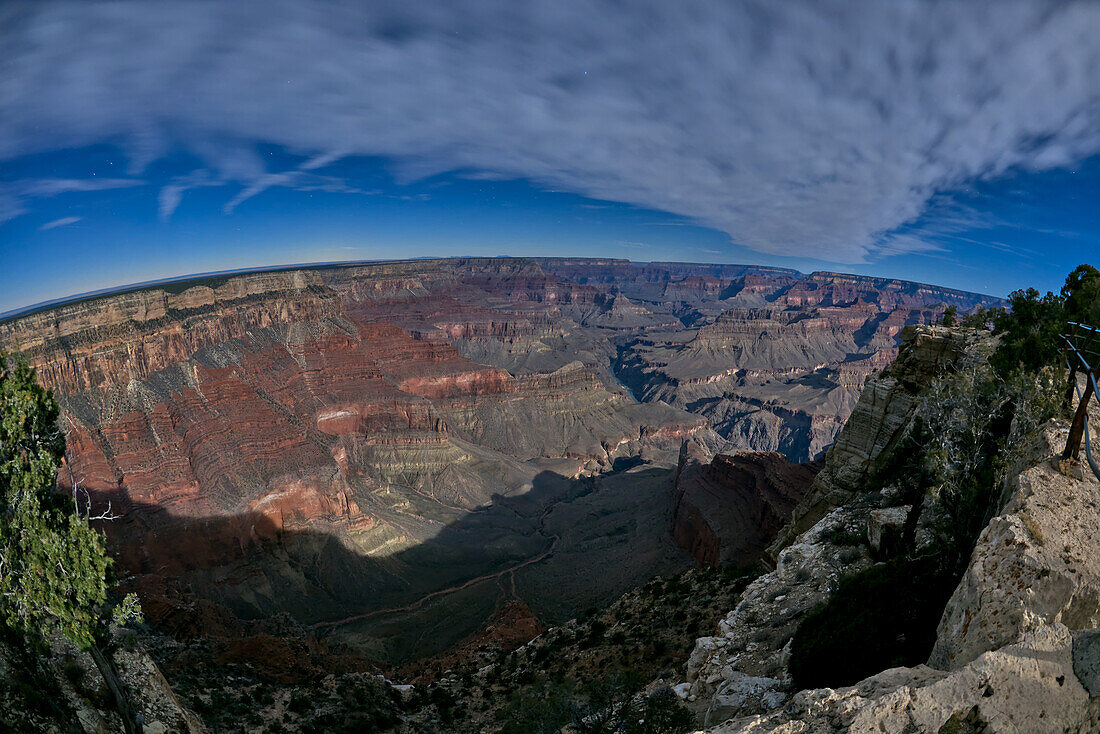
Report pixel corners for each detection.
[612,281,967,461]
[0,258,1001,682]
[679,326,1100,732]
[0,629,205,733]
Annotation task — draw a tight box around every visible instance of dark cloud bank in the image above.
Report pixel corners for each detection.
[1,0,1097,262]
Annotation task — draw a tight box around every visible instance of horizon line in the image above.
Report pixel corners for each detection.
[0,255,1005,324]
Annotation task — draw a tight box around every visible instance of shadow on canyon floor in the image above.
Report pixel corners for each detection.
[109,462,693,674]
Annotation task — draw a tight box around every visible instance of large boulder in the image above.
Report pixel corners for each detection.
[929,421,1100,670]
[707,623,1099,734]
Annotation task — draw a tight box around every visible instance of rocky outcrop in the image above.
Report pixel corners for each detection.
[767,325,993,555]
[708,623,1098,733]
[682,326,994,724]
[0,630,205,734]
[672,445,820,566]
[684,501,879,724]
[701,416,1100,733]
[684,329,1100,732]
[930,420,1100,670]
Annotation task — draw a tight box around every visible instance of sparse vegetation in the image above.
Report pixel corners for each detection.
[790,266,1085,690]
[397,565,758,732]
[938,304,958,326]
[990,263,1099,376]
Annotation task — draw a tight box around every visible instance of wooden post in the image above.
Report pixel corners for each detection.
[1063,364,1078,411]
[1063,372,1095,461]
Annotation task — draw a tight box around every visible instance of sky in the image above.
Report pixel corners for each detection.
[1,0,1098,315]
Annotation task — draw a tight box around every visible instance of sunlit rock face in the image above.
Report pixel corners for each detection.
[0,258,1000,664]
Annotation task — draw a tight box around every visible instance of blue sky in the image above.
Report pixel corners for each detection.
[2,2,1098,314]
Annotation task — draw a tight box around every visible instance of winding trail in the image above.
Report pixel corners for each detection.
[314,472,602,632]
[314,533,561,631]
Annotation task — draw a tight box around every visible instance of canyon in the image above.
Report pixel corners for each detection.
[0,258,1003,726]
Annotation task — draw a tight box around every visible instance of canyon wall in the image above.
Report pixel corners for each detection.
[672,444,821,566]
[0,258,1001,669]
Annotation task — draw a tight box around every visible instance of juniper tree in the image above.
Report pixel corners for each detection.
[1061,263,1100,327]
[0,352,140,728]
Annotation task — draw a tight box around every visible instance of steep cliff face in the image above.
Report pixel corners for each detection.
[767,324,990,554]
[0,630,205,734]
[680,327,1100,733]
[929,419,1100,670]
[700,423,1100,734]
[672,445,820,566]
[682,326,989,722]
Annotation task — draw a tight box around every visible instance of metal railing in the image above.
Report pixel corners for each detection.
[1061,321,1100,481]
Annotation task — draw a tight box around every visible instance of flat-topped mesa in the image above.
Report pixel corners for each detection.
[0,270,342,395]
[721,272,802,301]
[784,271,1000,310]
[658,276,733,302]
[420,316,562,341]
[688,307,869,366]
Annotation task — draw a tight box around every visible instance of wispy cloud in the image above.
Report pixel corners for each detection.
[0,177,143,225]
[39,216,82,230]
[1,1,1097,262]
[222,171,378,214]
[17,178,143,196]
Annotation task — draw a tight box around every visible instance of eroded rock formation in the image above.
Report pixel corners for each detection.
[682,327,1100,733]
[0,259,1000,672]
[672,445,820,566]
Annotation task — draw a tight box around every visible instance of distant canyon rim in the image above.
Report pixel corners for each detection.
[0,257,1002,669]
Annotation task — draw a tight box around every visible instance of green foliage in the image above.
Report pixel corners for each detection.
[1061,263,1100,327]
[817,523,865,547]
[789,555,957,690]
[500,673,692,734]
[0,352,128,651]
[0,356,65,506]
[499,678,579,734]
[111,593,144,628]
[938,305,958,326]
[990,262,1098,376]
[959,305,1000,329]
[991,287,1066,375]
[624,687,694,734]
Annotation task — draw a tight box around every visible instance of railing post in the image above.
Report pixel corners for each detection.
[1063,364,1079,411]
[1063,372,1095,461]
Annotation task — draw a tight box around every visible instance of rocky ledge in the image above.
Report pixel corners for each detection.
[680,326,1100,732]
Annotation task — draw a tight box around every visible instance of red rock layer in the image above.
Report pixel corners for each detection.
[672,444,822,566]
[0,257,1001,663]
